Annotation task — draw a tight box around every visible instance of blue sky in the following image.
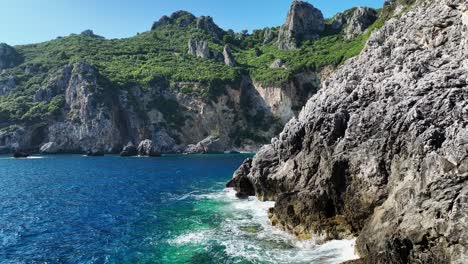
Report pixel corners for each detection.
[1,0,385,45]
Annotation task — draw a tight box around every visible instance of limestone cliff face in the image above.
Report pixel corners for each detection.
[230,0,468,263]
[1,60,316,154]
[253,72,319,123]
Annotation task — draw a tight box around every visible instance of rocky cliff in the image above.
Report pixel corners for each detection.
[229,0,468,263]
[0,2,386,155]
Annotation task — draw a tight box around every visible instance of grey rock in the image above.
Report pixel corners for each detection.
[80,30,105,39]
[270,59,287,69]
[0,76,17,96]
[0,43,22,70]
[263,28,276,44]
[277,1,325,50]
[188,39,211,59]
[223,45,236,66]
[230,0,468,262]
[152,11,196,29]
[185,136,225,154]
[137,139,161,157]
[152,11,224,40]
[226,158,255,199]
[120,142,137,157]
[40,142,60,154]
[331,7,378,40]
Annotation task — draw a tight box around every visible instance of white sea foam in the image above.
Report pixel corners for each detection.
[171,188,360,263]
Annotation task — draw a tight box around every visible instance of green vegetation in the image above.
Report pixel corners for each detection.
[0,4,394,123]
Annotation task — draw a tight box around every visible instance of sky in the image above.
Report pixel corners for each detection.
[0,0,385,45]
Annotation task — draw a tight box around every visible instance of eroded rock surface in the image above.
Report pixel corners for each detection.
[231,0,468,263]
[331,7,378,40]
[277,1,325,50]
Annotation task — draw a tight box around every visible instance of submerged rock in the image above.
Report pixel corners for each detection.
[277,1,325,50]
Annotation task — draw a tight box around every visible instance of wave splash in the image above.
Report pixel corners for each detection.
[170,188,359,264]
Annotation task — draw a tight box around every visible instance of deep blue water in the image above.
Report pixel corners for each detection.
[0,155,357,264]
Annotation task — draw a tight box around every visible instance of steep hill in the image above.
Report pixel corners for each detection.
[0,1,382,154]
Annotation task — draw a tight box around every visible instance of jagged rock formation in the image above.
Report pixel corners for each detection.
[223,45,236,66]
[137,139,161,156]
[152,11,224,40]
[184,135,225,154]
[80,30,105,39]
[120,142,137,157]
[230,0,468,263]
[0,43,22,70]
[277,1,325,50]
[263,28,276,44]
[331,7,378,40]
[188,39,210,59]
[40,142,60,154]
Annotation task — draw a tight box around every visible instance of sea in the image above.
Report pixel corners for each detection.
[0,154,358,264]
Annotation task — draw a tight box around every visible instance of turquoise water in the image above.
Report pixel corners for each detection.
[0,155,357,263]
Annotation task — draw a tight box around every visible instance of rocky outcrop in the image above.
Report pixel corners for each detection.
[188,39,211,59]
[269,59,287,69]
[223,45,236,66]
[152,11,224,40]
[137,139,161,157]
[120,142,137,157]
[0,76,17,96]
[0,43,22,70]
[331,7,378,40]
[230,0,468,263]
[184,136,226,154]
[80,30,105,39]
[277,1,325,50]
[226,158,255,198]
[263,28,276,44]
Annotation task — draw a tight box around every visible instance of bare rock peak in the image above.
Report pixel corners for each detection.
[277,1,325,50]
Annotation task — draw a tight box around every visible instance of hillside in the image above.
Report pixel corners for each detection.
[0,1,384,155]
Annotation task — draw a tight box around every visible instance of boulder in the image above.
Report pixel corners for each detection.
[40,142,60,154]
[277,1,325,50]
[137,139,161,157]
[13,151,29,158]
[226,158,255,199]
[0,43,22,70]
[120,142,137,157]
[184,136,226,154]
[330,7,378,40]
